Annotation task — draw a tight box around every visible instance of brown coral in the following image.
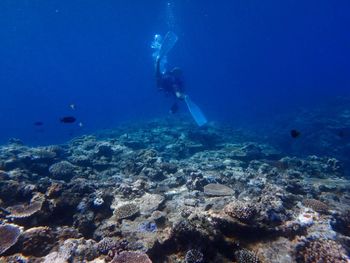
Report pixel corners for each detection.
[114,203,139,220]
[0,224,21,255]
[303,199,329,213]
[224,201,256,223]
[7,200,42,219]
[296,239,349,263]
[235,249,261,263]
[203,183,234,196]
[32,148,57,160]
[111,251,152,263]
[49,161,76,180]
[332,210,350,236]
[97,237,119,255]
[46,182,64,198]
[19,227,56,257]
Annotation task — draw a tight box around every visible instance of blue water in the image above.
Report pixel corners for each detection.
[0,0,349,145]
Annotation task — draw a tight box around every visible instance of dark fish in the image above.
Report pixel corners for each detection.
[338,130,345,138]
[337,128,350,138]
[169,103,179,114]
[34,121,43,126]
[60,116,76,123]
[290,129,301,138]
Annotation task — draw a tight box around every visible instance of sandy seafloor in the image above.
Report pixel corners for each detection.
[0,115,350,263]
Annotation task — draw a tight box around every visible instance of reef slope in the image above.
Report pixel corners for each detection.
[0,119,349,262]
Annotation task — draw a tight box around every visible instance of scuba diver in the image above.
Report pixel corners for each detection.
[155,56,185,113]
[152,32,207,126]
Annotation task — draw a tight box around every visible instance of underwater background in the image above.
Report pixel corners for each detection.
[1,1,350,262]
[1,0,349,145]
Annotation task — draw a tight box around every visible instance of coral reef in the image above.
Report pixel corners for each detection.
[18,226,56,257]
[235,249,261,263]
[114,203,140,220]
[0,118,349,262]
[332,210,350,236]
[96,237,119,255]
[224,201,256,223]
[49,161,76,181]
[111,251,152,263]
[203,183,234,196]
[185,249,204,263]
[302,199,329,214]
[295,239,349,263]
[0,224,21,255]
[7,200,43,219]
[262,97,350,176]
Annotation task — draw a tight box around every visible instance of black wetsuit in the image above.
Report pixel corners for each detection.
[156,58,185,99]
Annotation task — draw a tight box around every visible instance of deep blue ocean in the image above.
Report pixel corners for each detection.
[1,2,350,261]
[0,0,349,145]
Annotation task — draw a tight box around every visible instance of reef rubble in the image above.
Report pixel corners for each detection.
[0,118,349,262]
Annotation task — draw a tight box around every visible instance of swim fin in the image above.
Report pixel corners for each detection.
[184,96,208,126]
[158,31,178,60]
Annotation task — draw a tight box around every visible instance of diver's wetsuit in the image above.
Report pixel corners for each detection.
[156,58,185,100]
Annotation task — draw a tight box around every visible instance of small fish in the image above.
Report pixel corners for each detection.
[290,129,301,138]
[60,116,76,123]
[33,121,44,126]
[70,104,76,110]
[78,122,83,127]
[338,130,345,138]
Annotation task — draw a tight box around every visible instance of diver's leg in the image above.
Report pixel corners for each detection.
[169,102,179,114]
